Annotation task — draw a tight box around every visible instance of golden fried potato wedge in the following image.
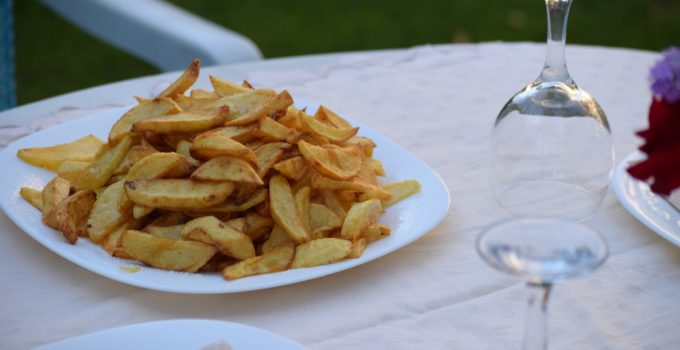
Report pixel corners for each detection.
[181,216,255,260]
[189,188,267,214]
[321,190,350,221]
[113,143,158,175]
[41,176,71,224]
[122,230,216,272]
[148,211,188,227]
[315,105,353,129]
[126,152,190,181]
[298,140,363,180]
[210,75,251,97]
[209,124,257,144]
[310,203,342,234]
[371,159,386,177]
[254,142,290,178]
[189,89,218,99]
[132,205,154,219]
[310,172,375,192]
[278,106,303,130]
[294,186,311,233]
[340,199,382,240]
[360,222,392,243]
[17,135,104,172]
[243,213,274,240]
[344,136,376,157]
[222,243,294,280]
[87,180,131,243]
[301,114,358,143]
[215,90,293,126]
[109,98,181,144]
[20,187,43,211]
[253,117,299,142]
[291,238,352,268]
[101,222,128,255]
[132,107,229,134]
[143,224,184,240]
[157,59,200,98]
[190,131,256,162]
[125,179,234,210]
[273,156,307,181]
[57,160,90,183]
[270,175,309,244]
[74,136,133,191]
[261,225,292,254]
[382,179,421,206]
[190,156,263,184]
[174,94,219,111]
[46,190,96,244]
[176,140,201,167]
[348,237,367,259]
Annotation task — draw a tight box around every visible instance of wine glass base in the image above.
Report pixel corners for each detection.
[495,180,603,221]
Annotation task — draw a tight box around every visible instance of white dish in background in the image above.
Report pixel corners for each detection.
[0,104,450,294]
[34,319,306,350]
[611,151,680,246]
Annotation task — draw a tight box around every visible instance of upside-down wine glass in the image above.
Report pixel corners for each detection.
[477,217,608,350]
[489,0,614,221]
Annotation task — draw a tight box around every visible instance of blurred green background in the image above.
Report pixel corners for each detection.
[14,0,680,105]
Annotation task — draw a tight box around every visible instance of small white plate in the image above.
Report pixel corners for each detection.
[611,151,680,246]
[0,105,450,294]
[34,319,306,350]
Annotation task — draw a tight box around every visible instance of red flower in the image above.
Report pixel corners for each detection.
[627,98,680,195]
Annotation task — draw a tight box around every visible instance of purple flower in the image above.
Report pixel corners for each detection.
[650,47,680,103]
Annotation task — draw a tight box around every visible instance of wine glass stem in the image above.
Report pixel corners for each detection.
[540,0,573,83]
[523,282,553,350]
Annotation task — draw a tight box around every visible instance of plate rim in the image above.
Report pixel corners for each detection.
[34,318,307,350]
[0,105,451,294]
[611,150,680,246]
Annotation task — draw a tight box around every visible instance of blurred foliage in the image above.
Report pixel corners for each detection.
[13,0,680,105]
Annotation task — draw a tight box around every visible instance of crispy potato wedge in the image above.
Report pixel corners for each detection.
[109,98,181,144]
[143,223,184,240]
[176,140,201,167]
[382,179,421,206]
[344,136,376,157]
[157,59,200,98]
[190,131,256,162]
[132,205,154,219]
[74,136,133,191]
[190,188,267,214]
[294,186,311,234]
[273,156,307,181]
[254,142,290,178]
[101,222,128,255]
[125,179,234,210]
[87,180,131,243]
[310,203,342,234]
[222,243,294,280]
[191,156,263,184]
[321,190,349,221]
[261,225,292,254]
[253,117,299,142]
[360,222,392,242]
[132,107,229,134]
[20,187,43,211]
[298,141,363,180]
[181,216,255,260]
[243,213,273,240]
[126,152,190,181]
[174,94,219,111]
[270,175,309,244]
[371,159,386,177]
[46,190,96,244]
[57,160,90,183]
[190,89,218,99]
[209,124,257,144]
[210,75,251,97]
[209,90,293,126]
[122,230,215,272]
[340,199,382,240]
[310,171,375,192]
[291,238,352,268]
[17,135,104,172]
[301,114,358,143]
[41,176,71,224]
[348,237,367,259]
[315,105,353,129]
[113,143,158,175]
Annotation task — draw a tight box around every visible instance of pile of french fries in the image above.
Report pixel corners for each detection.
[16,60,420,280]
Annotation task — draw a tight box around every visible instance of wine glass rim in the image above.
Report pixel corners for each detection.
[475,215,610,281]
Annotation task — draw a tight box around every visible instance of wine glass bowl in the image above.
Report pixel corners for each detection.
[489,0,614,221]
[476,217,608,284]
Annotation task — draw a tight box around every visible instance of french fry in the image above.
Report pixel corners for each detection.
[46,190,96,244]
[382,180,422,206]
[125,179,234,210]
[132,107,229,134]
[340,199,382,240]
[109,98,181,144]
[291,238,352,268]
[270,175,309,244]
[20,187,43,211]
[181,216,255,260]
[87,180,131,243]
[222,243,294,280]
[190,156,263,184]
[41,176,71,224]
[74,136,133,191]
[121,230,216,272]
[298,140,363,180]
[17,135,104,172]
[157,59,200,98]
[273,156,308,181]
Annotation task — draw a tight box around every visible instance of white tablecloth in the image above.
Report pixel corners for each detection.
[2,43,678,350]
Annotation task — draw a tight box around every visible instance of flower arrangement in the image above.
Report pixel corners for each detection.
[627,47,680,196]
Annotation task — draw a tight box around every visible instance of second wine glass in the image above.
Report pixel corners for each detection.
[489,0,614,221]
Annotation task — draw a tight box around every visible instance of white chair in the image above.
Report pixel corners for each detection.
[40,0,263,71]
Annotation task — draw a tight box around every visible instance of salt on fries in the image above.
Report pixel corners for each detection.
[16,60,421,280]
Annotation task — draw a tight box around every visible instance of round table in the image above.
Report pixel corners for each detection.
[2,43,677,350]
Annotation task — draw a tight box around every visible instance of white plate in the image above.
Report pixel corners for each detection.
[0,105,450,294]
[611,151,680,246]
[34,319,306,350]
